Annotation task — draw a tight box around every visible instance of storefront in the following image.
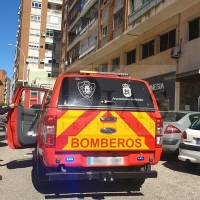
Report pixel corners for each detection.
[144,72,176,111]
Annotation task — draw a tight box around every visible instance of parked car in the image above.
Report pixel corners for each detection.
[178,118,200,171]
[0,122,6,141]
[160,111,200,153]
[0,115,7,123]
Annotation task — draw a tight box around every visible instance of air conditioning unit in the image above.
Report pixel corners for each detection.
[41,32,46,37]
[40,59,45,63]
[170,46,181,58]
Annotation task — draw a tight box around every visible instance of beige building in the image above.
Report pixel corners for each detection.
[13,0,62,90]
[0,70,11,104]
[60,0,200,111]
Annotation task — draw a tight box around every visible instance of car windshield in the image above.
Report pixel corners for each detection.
[161,112,187,122]
[58,77,154,109]
[190,118,200,130]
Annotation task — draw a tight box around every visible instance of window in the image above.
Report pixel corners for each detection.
[94,66,100,71]
[142,40,154,59]
[189,18,200,41]
[88,36,91,46]
[160,29,176,52]
[29,42,39,50]
[103,0,109,5]
[102,25,108,37]
[58,77,154,109]
[142,0,149,4]
[129,0,134,14]
[30,28,40,36]
[30,15,41,22]
[102,63,108,72]
[114,9,123,28]
[32,1,42,8]
[112,57,120,71]
[126,49,136,65]
[28,56,38,63]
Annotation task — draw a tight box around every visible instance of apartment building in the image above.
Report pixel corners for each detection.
[13,0,62,90]
[0,70,11,104]
[60,0,200,111]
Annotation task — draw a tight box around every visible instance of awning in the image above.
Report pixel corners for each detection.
[45,42,54,45]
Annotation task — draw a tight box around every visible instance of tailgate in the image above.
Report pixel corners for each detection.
[56,109,156,151]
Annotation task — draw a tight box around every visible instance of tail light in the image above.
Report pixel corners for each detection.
[181,131,187,139]
[164,125,181,134]
[42,115,56,148]
[156,118,163,147]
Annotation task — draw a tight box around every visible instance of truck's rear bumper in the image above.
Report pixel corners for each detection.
[46,170,157,181]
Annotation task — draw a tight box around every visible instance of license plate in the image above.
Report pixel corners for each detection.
[196,138,200,144]
[87,157,124,166]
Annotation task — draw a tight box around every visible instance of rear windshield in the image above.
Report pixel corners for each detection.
[190,118,200,130]
[58,77,154,109]
[161,112,187,122]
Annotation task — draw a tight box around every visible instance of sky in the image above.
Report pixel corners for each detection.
[0,1,19,82]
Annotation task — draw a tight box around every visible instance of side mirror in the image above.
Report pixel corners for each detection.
[0,122,7,141]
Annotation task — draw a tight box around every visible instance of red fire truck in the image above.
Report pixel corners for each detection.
[6,71,163,187]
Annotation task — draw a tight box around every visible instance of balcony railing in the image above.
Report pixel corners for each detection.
[80,16,97,36]
[48,0,62,4]
[49,9,62,15]
[128,0,164,24]
[44,63,59,68]
[68,33,80,46]
[79,41,97,59]
[113,24,123,39]
[100,35,108,48]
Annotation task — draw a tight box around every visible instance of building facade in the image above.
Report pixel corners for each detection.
[60,0,200,111]
[0,70,11,105]
[13,0,62,90]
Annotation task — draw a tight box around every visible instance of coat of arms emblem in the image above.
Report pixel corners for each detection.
[122,83,132,97]
[77,81,96,99]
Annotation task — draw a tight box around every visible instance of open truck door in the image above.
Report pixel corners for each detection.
[7,87,49,149]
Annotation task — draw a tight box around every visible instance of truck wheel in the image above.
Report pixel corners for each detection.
[125,178,146,187]
[32,155,50,188]
[182,161,199,171]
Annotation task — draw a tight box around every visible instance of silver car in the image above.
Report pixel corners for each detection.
[160,111,200,153]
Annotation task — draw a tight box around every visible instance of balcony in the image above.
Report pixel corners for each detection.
[113,24,123,39]
[79,41,97,59]
[80,15,98,35]
[49,9,62,15]
[100,35,108,48]
[128,0,163,24]
[48,0,62,5]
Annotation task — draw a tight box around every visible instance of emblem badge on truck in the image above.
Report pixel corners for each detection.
[100,128,116,134]
[77,81,96,99]
[122,83,132,97]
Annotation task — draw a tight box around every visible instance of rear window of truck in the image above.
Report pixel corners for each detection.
[58,77,154,109]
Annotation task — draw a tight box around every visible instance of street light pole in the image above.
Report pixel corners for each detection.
[8,43,26,86]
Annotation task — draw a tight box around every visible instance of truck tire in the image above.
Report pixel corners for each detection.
[125,178,146,187]
[182,161,199,171]
[32,153,50,188]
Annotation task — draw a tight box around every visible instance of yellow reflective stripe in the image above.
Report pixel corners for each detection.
[131,112,155,138]
[56,110,85,137]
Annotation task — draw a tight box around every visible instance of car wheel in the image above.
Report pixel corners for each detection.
[182,161,199,171]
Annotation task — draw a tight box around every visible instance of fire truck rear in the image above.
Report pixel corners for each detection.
[7,71,163,187]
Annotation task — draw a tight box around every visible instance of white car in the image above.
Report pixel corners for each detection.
[178,118,200,171]
[160,111,200,153]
